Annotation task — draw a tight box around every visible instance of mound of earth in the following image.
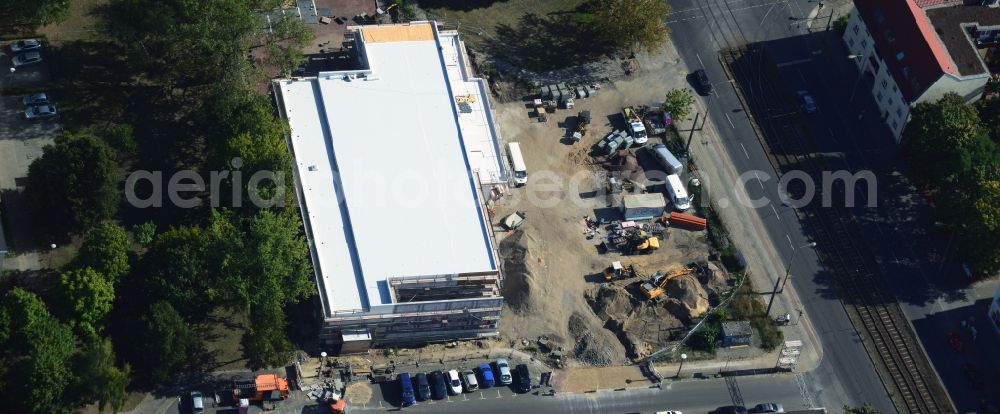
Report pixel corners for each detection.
[499,230,536,312]
[665,275,709,322]
[568,312,622,366]
[585,284,637,320]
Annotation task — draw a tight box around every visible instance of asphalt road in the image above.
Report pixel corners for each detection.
[665,0,896,412]
[759,25,996,414]
[350,373,817,413]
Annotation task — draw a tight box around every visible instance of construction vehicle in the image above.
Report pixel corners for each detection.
[622,106,649,144]
[639,266,695,300]
[232,374,290,402]
[603,261,639,281]
[572,110,591,143]
[603,261,624,281]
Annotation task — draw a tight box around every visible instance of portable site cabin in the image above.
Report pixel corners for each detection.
[621,193,666,221]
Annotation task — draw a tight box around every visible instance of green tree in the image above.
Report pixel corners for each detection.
[262,13,314,77]
[138,224,229,316]
[60,267,116,336]
[26,132,122,232]
[844,404,883,414]
[228,210,314,308]
[662,88,695,122]
[76,221,132,282]
[102,0,261,87]
[592,0,672,53]
[73,338,131,413]
[0,0,70,30]
[132,301,200,382]
[902,93,988,185]
[0,288,75,414]
[242,300,295,369]
[132,221,157,246]
[978,96,1000,143]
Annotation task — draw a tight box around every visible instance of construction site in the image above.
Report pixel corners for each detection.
[487,46,743,367]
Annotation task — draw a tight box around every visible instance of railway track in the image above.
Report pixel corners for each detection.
[720,45,953,414]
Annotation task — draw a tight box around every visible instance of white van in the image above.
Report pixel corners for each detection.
[650,144,684,175]
[508,142,528,186]
[665,174,692,211]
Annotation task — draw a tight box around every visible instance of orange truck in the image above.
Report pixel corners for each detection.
[232,374,290,401]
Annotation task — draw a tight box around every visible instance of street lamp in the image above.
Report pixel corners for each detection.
[676,353,687,378]
[766,241,817,317]
[848,54,867,103]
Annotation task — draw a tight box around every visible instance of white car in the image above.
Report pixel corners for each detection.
[446,370,463,395]
[10,39,41,53]
[495,358,512,385]
[12,51,42,67]
[24,105,57,119]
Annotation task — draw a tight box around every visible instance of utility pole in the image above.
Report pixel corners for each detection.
[685,112,700,154]
[766,242,817,317]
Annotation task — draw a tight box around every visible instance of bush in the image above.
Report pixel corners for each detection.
[834,15,849,35]
[688,321,719,353]
[728,284,784,351]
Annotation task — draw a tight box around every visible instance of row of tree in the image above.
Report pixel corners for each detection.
[3,0,317,412]
[901,92,1000,275]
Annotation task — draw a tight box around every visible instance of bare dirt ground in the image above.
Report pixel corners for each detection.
[489,45,717,367]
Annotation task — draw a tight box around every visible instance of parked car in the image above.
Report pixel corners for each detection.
[24,105,57,119]
[398,373,416,406]
[446,369,463,395]
[10,39,41,53]
[477,363,495,388]
[190,391,204,414]
[414,373,431,401]
[715,406,748,414]
[695,69,713,95]
[797,90,818,114]
[21,92,49,106]
[12,51,42,67]
[751,403,784,413]
[656,411,683,414]
[515,364,531,393]
[460,369,479,392]
[429,371,448,400]
[495,358,512,385]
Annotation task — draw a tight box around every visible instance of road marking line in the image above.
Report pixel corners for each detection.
[771,204,781,221]
[696,53,705,68]
[497,389,502,399]
[786,234,794,249]
[796,68,806,83]
[828,127,837,142]
[741,143,750,159]
[753,171,765,189]
[760,1,778,26]
[726,113,735,128]
[776,58,811,68]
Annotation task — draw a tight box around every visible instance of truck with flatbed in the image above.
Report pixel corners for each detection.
[622,106,648,144]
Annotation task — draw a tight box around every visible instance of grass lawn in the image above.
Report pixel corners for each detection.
[40,0,108,43]
[419,0,601,71]
[195,307,250,372]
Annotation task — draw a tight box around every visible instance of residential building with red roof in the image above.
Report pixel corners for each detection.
[843,0,1000,142]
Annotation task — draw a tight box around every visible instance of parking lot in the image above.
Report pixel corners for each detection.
[1,40,62,262]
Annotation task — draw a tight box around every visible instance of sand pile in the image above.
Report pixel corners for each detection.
[665,275,710,323]
[584,284,637,320]
[568,312,621,366]
[499,230,536,312]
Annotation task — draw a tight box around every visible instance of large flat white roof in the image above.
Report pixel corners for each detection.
[279,22,498,315]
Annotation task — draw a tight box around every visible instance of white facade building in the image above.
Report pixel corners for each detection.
[843,0,999,142]
[274,22,508,352]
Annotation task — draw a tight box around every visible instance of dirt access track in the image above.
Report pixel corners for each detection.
[490,46,717,367]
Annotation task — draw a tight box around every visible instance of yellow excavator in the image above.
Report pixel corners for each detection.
[639,266,694,300]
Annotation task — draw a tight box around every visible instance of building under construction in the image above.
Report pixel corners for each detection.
[274,22,507,353]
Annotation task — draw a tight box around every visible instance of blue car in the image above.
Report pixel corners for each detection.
[398,373,416,406]
[477,363,495,389]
